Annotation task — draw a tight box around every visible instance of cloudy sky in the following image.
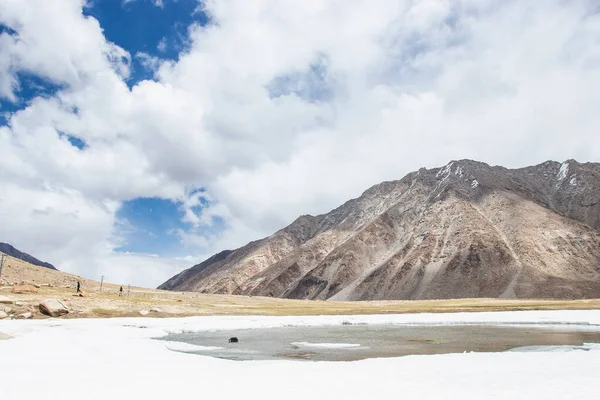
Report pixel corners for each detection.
[1,0,599,288]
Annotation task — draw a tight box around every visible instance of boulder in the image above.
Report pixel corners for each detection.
[0,311,8,319]
[150,307,161,313]
[17,312,32,319]
[71,291,85,297]
[11,285,38,294]
[39,299,69,317]
[139,310,150,316]
[0,295,14,304]
[20,281,40,288]
[14,301,24,306]
[4,307,13,313]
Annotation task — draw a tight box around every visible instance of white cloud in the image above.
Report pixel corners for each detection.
[156,37,168,53]
[1,0,600,287]
[136,52,162,75]
[123,0,166,8]
[0,0,130,100]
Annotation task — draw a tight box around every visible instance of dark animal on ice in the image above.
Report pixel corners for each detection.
[229,337,239,343]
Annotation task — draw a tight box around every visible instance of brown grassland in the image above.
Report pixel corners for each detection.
[1,253,600,320]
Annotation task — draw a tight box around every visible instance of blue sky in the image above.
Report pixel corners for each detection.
[0,72,64,124]
[115,190,224,257]
[115,197,188,256]
[86,0,210,256]
[2,0,599,287]
[0,0,211,257]
[83,0,208,85]
[0,0,204,113]
[1,0,207,111]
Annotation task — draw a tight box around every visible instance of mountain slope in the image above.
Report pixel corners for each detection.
[0,242,57,270]
[159,159,600,300]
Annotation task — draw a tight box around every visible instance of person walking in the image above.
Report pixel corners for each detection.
[119,285,123,297]
[76,281,81,293]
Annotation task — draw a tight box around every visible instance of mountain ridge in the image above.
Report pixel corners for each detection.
[0,242,57,271]
[159,159,600,300]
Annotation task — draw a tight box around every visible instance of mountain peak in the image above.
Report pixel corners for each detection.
[160,159,600,300]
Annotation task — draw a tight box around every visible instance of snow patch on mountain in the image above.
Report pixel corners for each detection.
[436,162,454,179]
[558,162,570,181]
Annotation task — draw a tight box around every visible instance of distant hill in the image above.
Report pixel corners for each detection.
[0,242,57,270]
[159,159,600,300]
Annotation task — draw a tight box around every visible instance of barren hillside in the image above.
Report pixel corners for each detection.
[160,159,600,300]
[3,254,600,320]
[0,242,56,270]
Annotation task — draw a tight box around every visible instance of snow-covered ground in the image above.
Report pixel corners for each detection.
[2,310,600,399]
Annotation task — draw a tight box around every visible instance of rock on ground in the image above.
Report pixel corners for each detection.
[0,311,8,319]
[39,299,69,317]
[18,312,32,319]
[0,295,14,304]
[20,281,41,288]
[139,310,150,316]
[12,285,38,294]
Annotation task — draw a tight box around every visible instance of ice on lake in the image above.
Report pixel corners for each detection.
[160,323,600,361]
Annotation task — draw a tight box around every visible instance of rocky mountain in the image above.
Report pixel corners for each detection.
[0,242,57,271]
[159,159,600,300]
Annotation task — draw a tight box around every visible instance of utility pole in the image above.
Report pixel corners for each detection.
[0,253,6,281]
[100,275,104,292]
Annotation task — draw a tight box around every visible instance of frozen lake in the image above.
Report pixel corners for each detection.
[160,323,600,361]
[4,311,600,399]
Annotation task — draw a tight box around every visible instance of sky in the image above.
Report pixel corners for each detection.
[1,0,599,288]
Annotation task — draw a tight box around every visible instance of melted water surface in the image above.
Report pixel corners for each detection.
[161,323,600,361]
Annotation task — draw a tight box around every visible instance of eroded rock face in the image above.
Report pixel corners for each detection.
[39,299,69,317]
[160,159,600,301]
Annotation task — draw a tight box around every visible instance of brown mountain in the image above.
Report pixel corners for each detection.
[159,159,600,300]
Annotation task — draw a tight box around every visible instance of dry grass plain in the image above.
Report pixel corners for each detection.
[2,253,600,319]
